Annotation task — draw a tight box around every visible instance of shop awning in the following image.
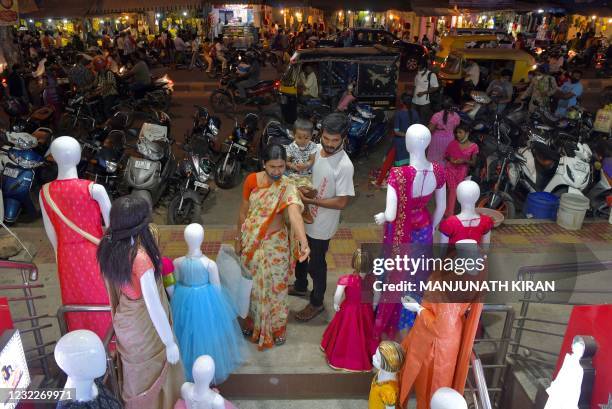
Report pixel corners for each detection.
[87,0,206,15]
[20,0,92,18]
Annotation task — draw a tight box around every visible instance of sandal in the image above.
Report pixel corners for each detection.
[295,304,325,322]
[274,336,286,346]
[242,328,253,338]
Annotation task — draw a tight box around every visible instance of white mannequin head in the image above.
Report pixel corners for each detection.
[192,355,215,387]
[55,330,106,380]
[51,136,82,169]
[405,124,431,155]
[457,181,480,210]
[184,223,204,251]
[571,336,586,359]
[430,387,468,409]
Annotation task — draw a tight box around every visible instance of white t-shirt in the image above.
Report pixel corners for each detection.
[413,69,438,106]
[306,145,355,241]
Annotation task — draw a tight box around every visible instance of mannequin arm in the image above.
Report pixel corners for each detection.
[333,285,346,312]
[431,185,447,231]
[140,269,179,364]
[207,259,221,287]
[39,193,58,255]
[90,184,111,228]
[439,232,449,244]
[374,185,398,224]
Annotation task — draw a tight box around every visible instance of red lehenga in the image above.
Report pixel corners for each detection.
[40,179,111,338]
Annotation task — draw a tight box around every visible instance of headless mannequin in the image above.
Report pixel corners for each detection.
[439,181,491,245]
[374,123,446,233]
[544,336,586,409]
[55,330,105,403]
[179,356,225,409]
[39,136,111,254]
[174,224,221,287]
[430,387,468,409]
[333,268,366,312]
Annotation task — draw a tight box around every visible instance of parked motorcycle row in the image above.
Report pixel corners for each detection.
[462,91,611,220]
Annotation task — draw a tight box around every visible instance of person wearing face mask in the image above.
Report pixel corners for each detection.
[520,66,557,113]
[237,144,310,350]
[555,70,583,118]
[289,113,355,322]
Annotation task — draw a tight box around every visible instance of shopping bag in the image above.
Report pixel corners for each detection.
[216,244,252,319]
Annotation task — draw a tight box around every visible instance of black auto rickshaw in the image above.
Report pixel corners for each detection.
[278,45,400,124]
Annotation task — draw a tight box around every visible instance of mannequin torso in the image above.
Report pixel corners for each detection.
[439,181,492,245]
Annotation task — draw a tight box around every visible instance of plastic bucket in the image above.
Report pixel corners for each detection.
[556,193,590,230]
[524,192,560,220]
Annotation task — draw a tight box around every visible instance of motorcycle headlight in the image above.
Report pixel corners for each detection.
[106,161,118,173]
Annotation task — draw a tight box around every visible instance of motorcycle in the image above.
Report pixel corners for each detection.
[81,129,126,199]
[210,73,280,115]
[167,143,214,225]
[214,113,259,189]
[184,105,221,157]
[345,103,388,159]
[586,158,612,218]
[0,132,46,224]
[123,120,176,207]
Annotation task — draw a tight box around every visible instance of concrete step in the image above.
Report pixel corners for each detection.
[231,399,368,409]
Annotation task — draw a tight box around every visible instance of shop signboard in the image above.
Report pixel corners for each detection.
[0,0,18,26]
[449,0,515,8]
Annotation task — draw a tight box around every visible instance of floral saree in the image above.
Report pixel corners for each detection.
[240,176,303,350]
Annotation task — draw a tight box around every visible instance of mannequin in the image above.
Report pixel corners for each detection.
[543,336,586,409]
[398,254,483,409]
[97,195,183,409]
[40,136,112,338]
[368,341,405,409]
[55,330,123,408]
[430,387,467,409]
[373,123,446,340]
[173,355,237,409]
[439,181,493,245]
[321,249,376,372]
[171,223,246,385]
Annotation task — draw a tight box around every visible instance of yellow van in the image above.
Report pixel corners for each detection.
[438,48,537,87]
[433,34,498,66]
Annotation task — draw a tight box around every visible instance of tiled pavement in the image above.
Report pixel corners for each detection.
[26,221,611,269]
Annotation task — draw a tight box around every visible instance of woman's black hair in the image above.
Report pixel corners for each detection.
[97,195,161,286]
[442,96,454,125]
[261,143,287,163]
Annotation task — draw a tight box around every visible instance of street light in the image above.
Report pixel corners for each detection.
[47,19,52,23]
[591,15,597,20]
[28,19,33,23]
[156,13,161,18]
[183,11,187,16]
[63,18,67,23]
[537,9,544,13]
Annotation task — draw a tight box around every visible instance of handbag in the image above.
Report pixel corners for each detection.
[216,244,253,319]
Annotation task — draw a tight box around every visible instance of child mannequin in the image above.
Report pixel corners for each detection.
[171,224,247,385]
[444,124,479,217]
[285,118,318,223]
[368,341,405,409]
[320,249,376,372]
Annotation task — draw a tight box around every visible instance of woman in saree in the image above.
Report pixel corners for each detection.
[237,143,310,350]
[97,196,184,409]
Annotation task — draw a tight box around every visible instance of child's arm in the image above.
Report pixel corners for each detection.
[333,285,346,312]
[303,153,316,170]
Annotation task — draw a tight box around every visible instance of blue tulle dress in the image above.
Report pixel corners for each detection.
[171,257,247,385]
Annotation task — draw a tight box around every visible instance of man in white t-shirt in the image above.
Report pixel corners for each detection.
[290,113,355,321]
[412,59,439,124]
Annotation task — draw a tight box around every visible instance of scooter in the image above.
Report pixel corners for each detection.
[345,103,388,159]
[123,122,176,208]
[586,158,612,218]
[184,105,221,157]
[0,132,46,224]
[210,74,280,115]
[214,113,259,189]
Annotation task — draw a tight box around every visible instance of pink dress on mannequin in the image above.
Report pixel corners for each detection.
[438,215,494,244]
[375,163,445,341]
[40,179,111,338]
[321,274,376,372]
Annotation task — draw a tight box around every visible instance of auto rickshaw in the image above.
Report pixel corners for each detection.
[278,45,400,124]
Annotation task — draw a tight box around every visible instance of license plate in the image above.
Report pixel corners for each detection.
[134,160,151,170]
[280,95,288,104]
[574,162,588,172]
[3,168,19,178]
[234,143,248,151]
[194,181,208,189]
